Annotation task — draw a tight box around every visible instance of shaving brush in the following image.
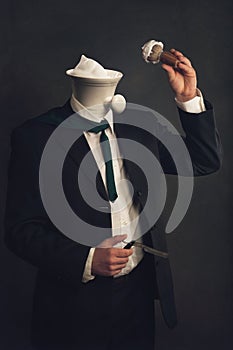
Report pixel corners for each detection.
[142,40,180,68]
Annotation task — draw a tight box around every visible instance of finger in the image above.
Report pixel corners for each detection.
[114,248,133,258]
[177,62,195,75]
[112,257,129,265]
[109,263,127,271]
[161,63,176,80]
[178,56,192,67]
[170,49,192,67]
[170,48,184,58]
[107,254,130,265]
[161,63,175,74]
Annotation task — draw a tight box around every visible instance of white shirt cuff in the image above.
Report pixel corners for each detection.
[82,247,96,283]
[175,88,206,113]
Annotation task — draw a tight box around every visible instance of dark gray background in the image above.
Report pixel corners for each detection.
[0,0,232,349]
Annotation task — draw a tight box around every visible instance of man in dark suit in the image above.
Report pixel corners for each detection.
[4,49,221,350]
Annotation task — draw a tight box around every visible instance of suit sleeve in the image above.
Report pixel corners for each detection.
[4,127,90,290]
[158,100,222,176]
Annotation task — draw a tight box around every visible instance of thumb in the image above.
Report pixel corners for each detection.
[161,63,175,80]
[97,234,127,248]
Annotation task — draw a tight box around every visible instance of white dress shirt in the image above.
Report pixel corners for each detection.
[70,90,206,283]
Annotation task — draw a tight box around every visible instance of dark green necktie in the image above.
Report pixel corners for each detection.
[89,121,118,202]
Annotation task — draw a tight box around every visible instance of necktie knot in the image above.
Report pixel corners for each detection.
[88,120,110,134]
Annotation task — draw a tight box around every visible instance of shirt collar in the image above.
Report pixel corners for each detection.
[70,94,114,133]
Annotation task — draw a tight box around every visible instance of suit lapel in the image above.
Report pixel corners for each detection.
[66,110,144,201]
[42,101,144,201]
[40,100,108,200]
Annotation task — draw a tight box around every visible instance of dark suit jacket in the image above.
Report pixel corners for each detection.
[4,99,221,346]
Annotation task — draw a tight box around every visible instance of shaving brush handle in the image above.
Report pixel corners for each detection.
[160,51,180,68]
